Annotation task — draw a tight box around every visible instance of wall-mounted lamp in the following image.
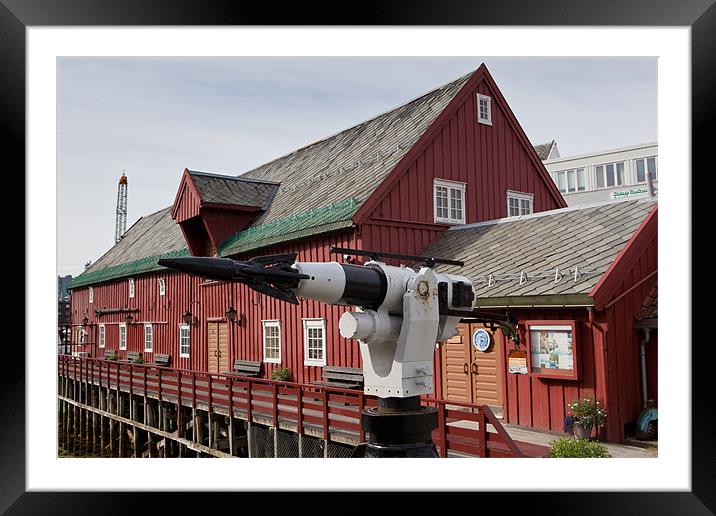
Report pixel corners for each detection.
[125,313,135,325]
[225,306,241,326]
[82,316,89,327]
[182,310,196,325]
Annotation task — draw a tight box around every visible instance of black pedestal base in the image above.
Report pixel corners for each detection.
[353,396,438,458]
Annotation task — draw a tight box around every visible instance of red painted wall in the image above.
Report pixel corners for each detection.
[70,229,366,384]
[471,233,658,443]
[363,75,563,228]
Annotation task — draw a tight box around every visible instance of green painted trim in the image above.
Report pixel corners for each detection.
[218,198,359,257]
[474,294,594,308]
[69,199,360,289]
[68,248,190,289]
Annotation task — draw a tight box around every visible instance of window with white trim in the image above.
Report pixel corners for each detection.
[552,168,586,194]
[89,286,93,304]
[98,324,105,348]
[433,179,466,224]
[119,323,127,350]
[144,323,153,352]
[634,157,657,183]
[158,278,166,296]
[79,328,86,345]
[507,191,534,217]
[128,278,135,298]
[595,162,625,189]
[262,320,281,364]
[477,93,492,125]
[303,319,326,366]
[179,324,190,357]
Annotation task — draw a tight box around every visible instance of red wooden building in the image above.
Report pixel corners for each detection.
[423,199,658,443]
[64,64,658,443]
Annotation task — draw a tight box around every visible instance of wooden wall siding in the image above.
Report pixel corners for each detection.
[201,208,258,254]
[365,78,563,227]
[646,332,658,402]
[602,234,657,442]
[498,309,600,437]
[71,229,364,385]
[172,178,201,223]
[359,222,447,266]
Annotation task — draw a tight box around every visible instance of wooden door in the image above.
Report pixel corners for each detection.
[207,322,230,374]
[468,323,503,411]
[440,324,472,403]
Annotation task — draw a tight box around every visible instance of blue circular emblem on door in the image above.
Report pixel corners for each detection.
[472,329,492,352]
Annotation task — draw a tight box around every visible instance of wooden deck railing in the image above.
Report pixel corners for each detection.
[58,354,526,458]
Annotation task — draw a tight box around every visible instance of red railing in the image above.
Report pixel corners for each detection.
[58,354,526,458]
[423,397,526,458]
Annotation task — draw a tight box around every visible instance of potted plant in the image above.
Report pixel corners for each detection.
[567,396,607,439]
[271,367,292,382]
[106,351,119,361]
[563,415,577,436]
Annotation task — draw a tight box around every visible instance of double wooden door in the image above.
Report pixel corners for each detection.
[440,323,503,410]
[207,321,230,374]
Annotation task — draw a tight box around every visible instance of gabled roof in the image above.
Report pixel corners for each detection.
[71,207,187,288]
[238,71,473,225]
[533,140,558,160]
[188,170,279,209]
[424,199,657,306]
[70,71,473,288]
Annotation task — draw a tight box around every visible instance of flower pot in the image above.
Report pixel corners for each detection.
[573,423,593,440]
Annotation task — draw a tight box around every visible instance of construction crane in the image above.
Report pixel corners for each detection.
[114,171,128,243]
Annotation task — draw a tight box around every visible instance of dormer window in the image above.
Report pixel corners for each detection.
[434,179,466,225]
[477,94,492,126]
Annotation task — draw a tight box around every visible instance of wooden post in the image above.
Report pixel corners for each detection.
[228,416,235,456]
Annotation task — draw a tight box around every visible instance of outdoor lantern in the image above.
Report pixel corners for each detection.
[182,311,194,325]
[225,306,240,325]
[82,316,89,327]
[125,313,134,325]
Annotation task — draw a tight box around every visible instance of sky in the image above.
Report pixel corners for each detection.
[57,57,657,277]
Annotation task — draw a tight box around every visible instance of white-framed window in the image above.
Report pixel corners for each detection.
[552,168,586,194]
[119,323,127,350]
[507,190,534,217]
[476,93,492,125]
[433,179,466,225]
[634,156,657,183]
[262,320,281,364]
[595,162,625,189]
[89,286,93,304]
[79,328,86,345]
[144,323,153,352]
[303,318,327,367]
[179,324,190,357]
[158,278,166,296]
[98,324,105,348]
[128,278,135,298]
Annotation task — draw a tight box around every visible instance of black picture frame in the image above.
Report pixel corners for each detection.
[4,0,709,513]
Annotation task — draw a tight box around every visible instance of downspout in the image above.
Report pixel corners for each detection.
[586,307,610,439]
[639,328,652,409]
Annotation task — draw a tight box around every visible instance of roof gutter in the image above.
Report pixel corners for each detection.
[474,294,594,309]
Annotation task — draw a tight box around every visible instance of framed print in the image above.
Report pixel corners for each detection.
[6,0,712,513]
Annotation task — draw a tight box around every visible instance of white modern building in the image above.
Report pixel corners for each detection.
[541,142,658,206]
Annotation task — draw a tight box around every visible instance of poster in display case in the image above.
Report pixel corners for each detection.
[525,321,579,380]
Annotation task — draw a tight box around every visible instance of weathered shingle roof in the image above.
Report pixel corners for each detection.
[86,207,186,272]
[238,71,473,225]
[533,140,556,160]
[71,71,474,288]
[188,170,279,209]
[635,285,658,321]
[424,199,657,305]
